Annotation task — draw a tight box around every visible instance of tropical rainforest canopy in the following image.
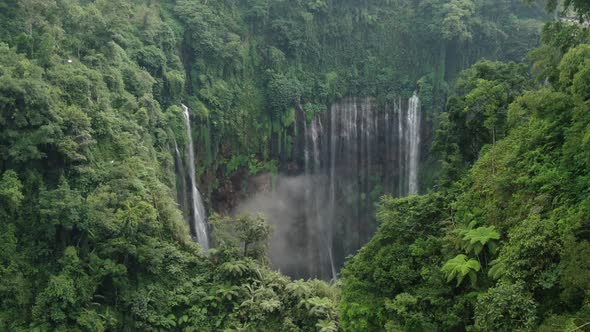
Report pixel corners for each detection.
[0,0,589,331]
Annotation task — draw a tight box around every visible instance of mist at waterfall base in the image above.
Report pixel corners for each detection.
[236,94,423,280]
[235,175,333,280]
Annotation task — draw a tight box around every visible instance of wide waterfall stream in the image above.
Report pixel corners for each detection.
[282,93,423,279]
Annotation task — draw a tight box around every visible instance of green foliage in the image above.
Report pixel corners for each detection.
[0,0,558,331]
[474,282,537,331]
[529,0,590,20]
[226,154,278,177]
[558,44,590,90]
[433,60,533,184]
[340,193,457,331]
[442,0,476,42]
[0,1,346,330]
[168,0,547,185]
[342,19,590,332]
[0,170,23,208]
[492,216,561,289]
[268,73,303,115]
[441,254,481,287]
[460,226,500,255]
[210,213,272,261]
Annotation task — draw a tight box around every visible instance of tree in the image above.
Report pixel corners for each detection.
[530,0,590,20]
[0,170,23,210]
[210,213,272,261]
[475,282,537,331]
[464,79,508,149]
[267,73,302,116]
[433,60,531,169]
[442,0,475,42]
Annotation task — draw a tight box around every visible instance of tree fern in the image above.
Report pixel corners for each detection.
[316,319,338,332]
[461,226,500,255]
[487,259,506,280]
[286,280,312,299]
[441,254,481,287]
[220,261,249,278]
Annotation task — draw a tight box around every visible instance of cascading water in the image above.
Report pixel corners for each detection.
[328,103,338,281]
[293,93,422,279]
[181,104,209,250]
[397,97,405,196]
[406,92,421,195]
[302,117,336,280]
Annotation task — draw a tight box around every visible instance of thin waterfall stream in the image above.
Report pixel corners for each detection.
[181,104,209,250]
[407,92,421,195]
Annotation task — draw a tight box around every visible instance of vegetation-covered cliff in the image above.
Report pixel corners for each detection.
[340,19,590,332]
[2,0,589,331]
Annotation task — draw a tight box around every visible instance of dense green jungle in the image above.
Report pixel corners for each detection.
[1,0,590,331]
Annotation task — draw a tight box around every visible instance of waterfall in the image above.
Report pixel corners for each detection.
[181,104,209,250]
[396,93,421,196]
[310,118,322,278]
[407,92,421,195]
[397,98,405,196]
[303,119,312,275]
[288,93,422,279]
[329,102,338,281]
